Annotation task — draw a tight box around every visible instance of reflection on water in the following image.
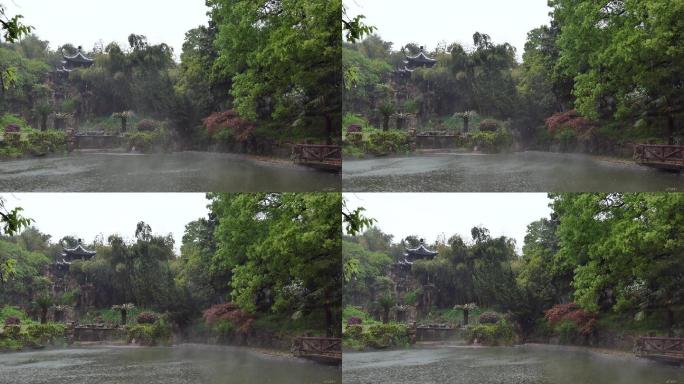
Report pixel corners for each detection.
[0,151,340,192]
[0,344,341,384]
[343,151,683,192]
[343,344,684,384]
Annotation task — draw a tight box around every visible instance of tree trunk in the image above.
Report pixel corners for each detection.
[41,309,47,324]
[121,309,127,326]
[121,118,127,133]
[383,116,390,131]
[667,307,674,337]
[463,309,469,326]
[325,114,333,145]
[463,118,469,133]
[41,114,48,131]
[667,114,674,145]
[325,306,333,337]
[383,307,389,324]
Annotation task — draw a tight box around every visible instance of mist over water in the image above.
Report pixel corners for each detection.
[343,345,684,384]
[0,152,340,192]
[0,344,341,384]
[343,151,683,192]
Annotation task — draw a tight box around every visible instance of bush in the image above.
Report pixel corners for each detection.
[478,311,501,324]
[363,323,409,349]
[403,289,421,306]
[367,130,410,156]
[0,306,29,324]
[202,303,254,334]
[2,325,21,339]
[136,312,159,324]
[344,324,363,340]
[347,316,363,326]
[466,320,515,346]
[467,130,513,153]
[126,321,172,346]
[26,323,66,345]
[214,320,235,342]
[136,119,159,132]
[4,316,21,326]
[479,119,500,132]
[545,303,596,340]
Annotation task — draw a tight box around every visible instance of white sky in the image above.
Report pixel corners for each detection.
[344,193,552,254]
[1,193,210,255]
[345,0,552,61]
[3,0,209,59]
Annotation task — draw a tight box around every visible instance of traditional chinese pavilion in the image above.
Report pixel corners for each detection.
[404,47,437,70]
[56,47,94,73]
[57,241,97,266]
[399,239,438,266]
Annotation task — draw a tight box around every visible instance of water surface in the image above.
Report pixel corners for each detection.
[343,151,683,192]
[0,151,339,192]
[0,344,340,384]
[343,344,684,384]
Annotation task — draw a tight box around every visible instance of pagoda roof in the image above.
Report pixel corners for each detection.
[403,240,438,264]
[61,244,96,259]
[405,51,437,66]
[63,51,94,65]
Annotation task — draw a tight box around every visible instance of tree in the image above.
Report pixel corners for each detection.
[210,0,342,143]
[552,0,684,142]
[553,193,684,334]
[211,193,342,336]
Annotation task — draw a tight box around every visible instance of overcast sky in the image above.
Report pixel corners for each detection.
[4,0,209,58]
[345,0,552,61]
[1,193,210,254]
[345,193,552,254]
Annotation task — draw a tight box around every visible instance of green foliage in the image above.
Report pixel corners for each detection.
[363,323,409,349]
[466,320,515,346]
[467,129,513,153]
[366,130,410,156]
[126,320,172,346]
[211,0,341,141]
[210,193,342,336]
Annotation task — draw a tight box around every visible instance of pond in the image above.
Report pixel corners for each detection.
[0,151,340,192]
[343,151,683,192]
[0,344,341,384]
[343,344,684,384]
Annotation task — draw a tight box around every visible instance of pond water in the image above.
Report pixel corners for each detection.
[343,344,684,384]
[343,151,683,192]
[0,344,340,384]
[0,151,340,192]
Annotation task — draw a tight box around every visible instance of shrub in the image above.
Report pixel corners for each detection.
[4,316,21,326]
[202,303,254,334]
[478,119,500,132]
[367,130,410,156]
[478,311,501,324]
[203,110,255,142]
[468,130,513,152]
[363,323,409,349]
[344,324,363,340]
[403,289,421,306]
[26,323,66,345]
[0,306,28,324]
[136,312,159,324]
[347,316,363,326]
[2,325,21,339]
[126,320,171,346]
[214,320,235,341]
[136,119,159,132]
[466,320,515,346]
[545,303,596,339]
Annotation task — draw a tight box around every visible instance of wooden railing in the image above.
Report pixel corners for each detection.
[293,337,341,363]
[635,337,684,362]
[292,144,341,171]
[634,144,684,170]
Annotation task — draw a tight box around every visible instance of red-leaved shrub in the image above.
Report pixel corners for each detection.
[136,119,159,132]
[202,110,256,142]
[202,303,254,333]
[4,316,21,326]
[478,119,500,132]
[478,311,501,324]
[136,312,159,324]
[544,303,596,336]
[347,316,363,326]
[544,110,597,140]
